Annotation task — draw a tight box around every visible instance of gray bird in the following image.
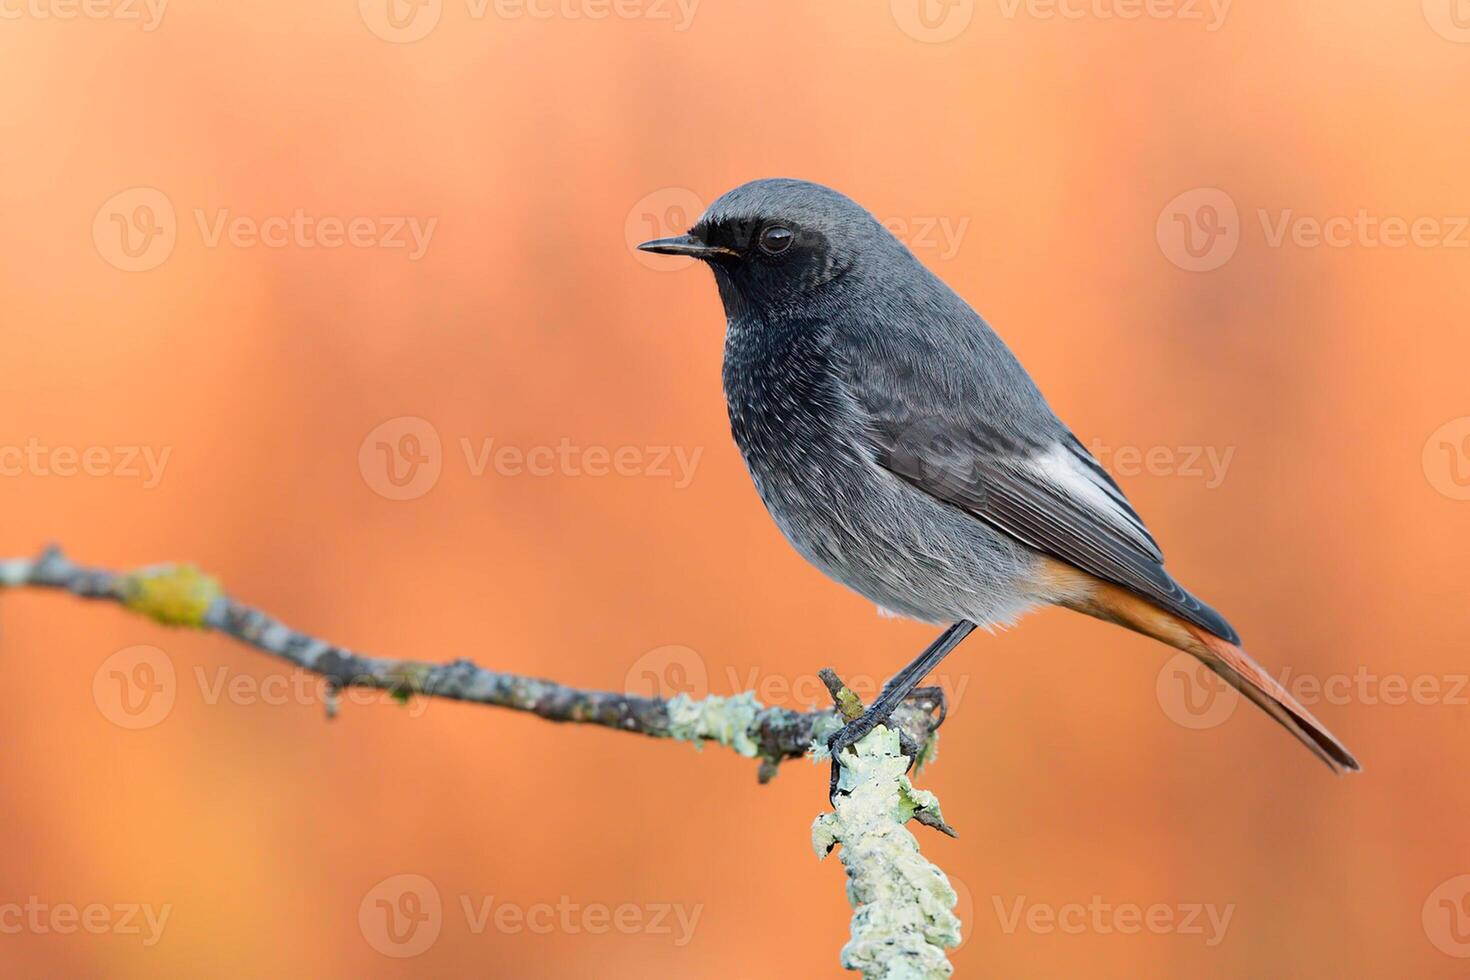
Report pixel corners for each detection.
[639,178,1359,786]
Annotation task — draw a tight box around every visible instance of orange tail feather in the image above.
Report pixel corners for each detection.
[1051,569,1361,774]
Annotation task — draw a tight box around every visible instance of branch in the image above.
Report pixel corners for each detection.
[1,545,961,977]
[0,546,942,781]
[814,671,962,978]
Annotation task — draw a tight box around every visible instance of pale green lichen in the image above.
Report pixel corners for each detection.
[119,564,222,628]
[665,692,763,757]
[384,662,433,699]
[910,730,939,773]
[813,725,961,979]
[0,559,31,587]
[807,712,847,759]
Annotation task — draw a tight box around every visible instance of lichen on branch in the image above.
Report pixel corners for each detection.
[814,724,961,979]
[0,544,964,977]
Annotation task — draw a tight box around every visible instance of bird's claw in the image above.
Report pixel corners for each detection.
[826,724,861,804]
[905,685,948,730]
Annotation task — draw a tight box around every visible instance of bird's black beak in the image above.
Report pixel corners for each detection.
[636,234,739,260]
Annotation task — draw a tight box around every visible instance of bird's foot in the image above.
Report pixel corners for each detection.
[825,696,934,802]
[905,685,948,730]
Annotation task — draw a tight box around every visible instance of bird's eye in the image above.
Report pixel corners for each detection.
[759,225,794,255]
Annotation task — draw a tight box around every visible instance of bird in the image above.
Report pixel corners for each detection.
[638,177,1359,786]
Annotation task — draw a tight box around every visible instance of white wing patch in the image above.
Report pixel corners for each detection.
[1023,443,1162,560]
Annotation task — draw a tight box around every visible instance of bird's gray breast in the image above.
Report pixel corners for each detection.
[719,313,1038,626]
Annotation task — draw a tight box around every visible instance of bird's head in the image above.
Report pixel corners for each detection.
[638,178,906,316]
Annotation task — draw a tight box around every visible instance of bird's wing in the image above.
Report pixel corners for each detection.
[846,342,1238,642]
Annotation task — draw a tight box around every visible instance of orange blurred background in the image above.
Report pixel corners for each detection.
[2,2,1468,976]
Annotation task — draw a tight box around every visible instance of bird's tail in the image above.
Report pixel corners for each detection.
[1060,576,1361,774]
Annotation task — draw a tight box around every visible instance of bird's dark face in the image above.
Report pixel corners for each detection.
[638,179,889,319]
[639,211,837,316]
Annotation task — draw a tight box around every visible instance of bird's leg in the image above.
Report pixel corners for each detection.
[827,620,976,801]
